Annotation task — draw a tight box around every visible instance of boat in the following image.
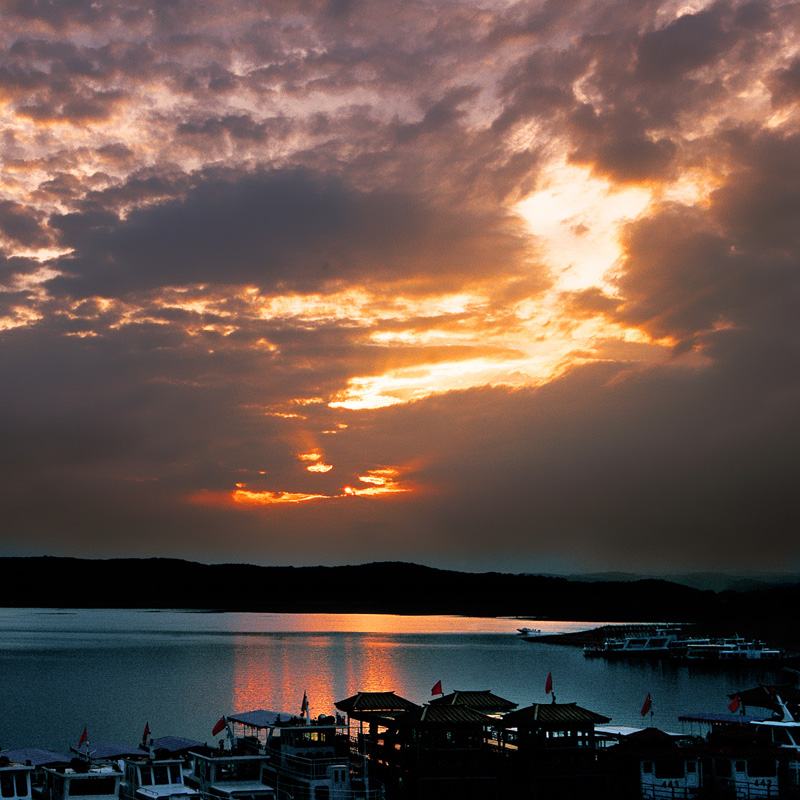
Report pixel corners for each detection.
[216,707,381,799]
[679,683,800,797]
[38,762,123,800]
[185,748,275,800]
[678,635,786,662]
[119,757,200,800]
[582,627,684,658]
[583,627,789,663]
[0,757,34,800]
[516,627,542,637]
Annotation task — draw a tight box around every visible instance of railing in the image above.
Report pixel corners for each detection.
[274,752,350,781]
[641,786,702,799]
[271,787,384,800]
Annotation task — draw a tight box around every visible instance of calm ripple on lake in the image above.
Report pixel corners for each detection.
[0,609,790,753]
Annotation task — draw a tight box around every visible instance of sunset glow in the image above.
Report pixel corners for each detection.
[516,163,652,293]
[1,0,797,574]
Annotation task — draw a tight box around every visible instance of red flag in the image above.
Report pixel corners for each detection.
[431,680,443,696]
[212,717,226,736]
[545,672,553,694]
[729,695,740,713]
[78,727,88,747]
[142,722,151,746]
[301,691,309,717]
[641,693,652,716]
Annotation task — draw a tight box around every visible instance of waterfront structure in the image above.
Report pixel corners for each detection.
[337,700,499,800]
[336,690,613,799]
[9,677,800,800]
[496,701,612,798]
[335,692,421,739]
[705,725,782,799]
[604,727,703,799]
[427,690,517,718]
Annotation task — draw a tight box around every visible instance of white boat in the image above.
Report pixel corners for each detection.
[516,627,542,637]
[680,635,785,661]
[120,758,199,800]
[584,628,787,662]
[751,696,800,791]
[217,708,382,799]
[582,627,684,658]
[0,758,34,800]
[679,686,800,796]
[186,750,274,800]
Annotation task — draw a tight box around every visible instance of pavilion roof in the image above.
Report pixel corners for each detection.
[499,702,610,729]
[429,690,518,713]
[390,704,493,728]
[335,691,419,715]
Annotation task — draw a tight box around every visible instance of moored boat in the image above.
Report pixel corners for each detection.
[185,748,274,800]
[214,706,381,799]
[582,627,684,658]
[38,763,123,800]
[0,758,34,800]
[583,627,789,663]
[677,635,786,662]
[119,758,199,800]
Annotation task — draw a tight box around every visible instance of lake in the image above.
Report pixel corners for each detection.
[0,609,788,754]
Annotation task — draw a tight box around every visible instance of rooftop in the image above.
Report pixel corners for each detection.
[499,702,611,729]
[335,691,419,715]
[429,690,518,713]
[390,704,493,728]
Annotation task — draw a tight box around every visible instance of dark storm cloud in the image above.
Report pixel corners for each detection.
[49,167,532,297]
[0,201,52,248]
[567,104,679,183]
[608,127,800,347]
[0,253,44,290]
[635,4,731,82]
[769,57,800,106]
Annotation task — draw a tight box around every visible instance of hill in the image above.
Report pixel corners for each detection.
[2,557,798,638]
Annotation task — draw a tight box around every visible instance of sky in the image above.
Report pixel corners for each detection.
[1,0,798,576]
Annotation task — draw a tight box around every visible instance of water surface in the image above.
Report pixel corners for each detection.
[0,609,787,754]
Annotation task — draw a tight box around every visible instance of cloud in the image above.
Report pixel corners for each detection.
[635,5,731,83]
[0,0,798,574]
[49,167,535,297]
[0,201,52,249]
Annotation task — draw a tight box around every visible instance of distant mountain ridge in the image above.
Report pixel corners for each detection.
[538,571,800,592]
[2,557,799,641]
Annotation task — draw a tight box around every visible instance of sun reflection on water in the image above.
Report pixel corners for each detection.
[222,614,609,719]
